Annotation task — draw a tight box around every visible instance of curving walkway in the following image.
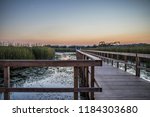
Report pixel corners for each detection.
[94,63,150,100]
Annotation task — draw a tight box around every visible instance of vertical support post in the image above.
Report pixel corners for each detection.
[74,67,78,100]
[124,56,127,72]
[4,66,10,100]
[107,53,109,64]
[117,54,119,68]
[85,67,89,87]
[76,51,78,60]
[136,54,140,77]
[104,53,106,62]
[90,66,95,100]
[85,66,89,99]
[111,54,113,66]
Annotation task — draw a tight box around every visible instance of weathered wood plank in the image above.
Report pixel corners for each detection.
[0,60,102,67]
[94,64,150,100]
[0,87,102,92]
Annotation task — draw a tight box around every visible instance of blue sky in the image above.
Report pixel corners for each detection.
[0,0,150,45]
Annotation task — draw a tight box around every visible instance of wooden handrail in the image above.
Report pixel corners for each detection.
[0,50,103,100]
[76,50,101,60]
[0,87,102,92]
[84,50,150,58]
[0,60,101,67]
[76,50,102,100]
[83,50,150,77]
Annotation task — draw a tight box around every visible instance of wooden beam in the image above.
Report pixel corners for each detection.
[0,60,102,67]
[76,50,101,60]
[0,87,102,92]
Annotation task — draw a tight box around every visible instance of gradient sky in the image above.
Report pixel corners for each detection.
[0,0,150,45]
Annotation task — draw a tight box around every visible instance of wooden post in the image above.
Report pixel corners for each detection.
[90,66,95,100]
[111,54,113,66]
[85,66,89,99]
[74,67,78,100]
[124,56,127,72]
[104,53,106,62]
[136,54,140,77]
[117,55,119,68]
[4,66,10,100]
[76,51,79,60]
[107,53,109,64]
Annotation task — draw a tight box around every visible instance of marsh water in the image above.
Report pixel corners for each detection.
[0,52,76,100]
[0,52,150,100]
[110,61,150,81]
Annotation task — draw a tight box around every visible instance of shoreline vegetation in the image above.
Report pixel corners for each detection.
[46,43,150,54]
[0,46,55,59]
[0,46,55,83]
[0,43,149,60]
[0,42,149,54]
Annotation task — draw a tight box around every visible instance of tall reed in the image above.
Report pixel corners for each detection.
[0,46,55,59]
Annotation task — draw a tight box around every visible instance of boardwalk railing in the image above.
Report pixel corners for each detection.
[0,50,102,100]
[82,50,150,77]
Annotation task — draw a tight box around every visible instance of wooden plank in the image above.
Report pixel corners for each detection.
[94,64,150,100]
[0,87,102,92]
[0,60,102,67]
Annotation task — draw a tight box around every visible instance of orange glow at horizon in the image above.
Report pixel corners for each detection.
[1,0,150,45]
[2,33,149,45]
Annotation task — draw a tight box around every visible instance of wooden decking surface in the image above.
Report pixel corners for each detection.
[94,63,150,100]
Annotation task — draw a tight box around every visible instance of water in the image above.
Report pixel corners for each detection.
[108,61,150,81]
[0,52,76,100]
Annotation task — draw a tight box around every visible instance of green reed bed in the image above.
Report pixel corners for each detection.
[95,45,150,54]
[0,46,55,59]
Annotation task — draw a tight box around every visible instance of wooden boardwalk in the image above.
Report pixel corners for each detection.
[94,63,150,100]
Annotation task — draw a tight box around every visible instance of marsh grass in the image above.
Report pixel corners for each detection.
[0,46,55,59]
[95,45,150,54]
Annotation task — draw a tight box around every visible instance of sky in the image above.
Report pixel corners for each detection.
[0,0,150,45]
